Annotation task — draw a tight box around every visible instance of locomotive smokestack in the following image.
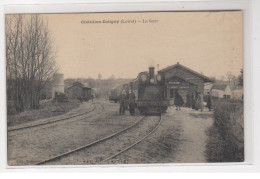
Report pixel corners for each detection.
[149,67,155,78]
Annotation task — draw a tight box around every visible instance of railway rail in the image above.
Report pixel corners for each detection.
[100,114,162,164]
[35,114,162,165]
[8,102,103,132]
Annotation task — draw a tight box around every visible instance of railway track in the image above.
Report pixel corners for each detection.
[100,114,162,164]
[8,102,103,132]
[35,115,162,165]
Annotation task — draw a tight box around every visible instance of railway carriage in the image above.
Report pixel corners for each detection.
[109,84,128,103]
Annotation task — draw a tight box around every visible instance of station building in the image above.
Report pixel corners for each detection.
[159,63,213,101]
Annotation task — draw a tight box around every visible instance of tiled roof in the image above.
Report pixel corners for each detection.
[211,84,228,91]
[159,63,213,83]
[81,82,91,88]
[66,81,91,89]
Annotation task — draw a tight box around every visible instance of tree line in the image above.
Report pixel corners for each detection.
[6,14,57,112]
[209,69,243,89]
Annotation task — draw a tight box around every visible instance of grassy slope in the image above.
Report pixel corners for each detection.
[7,99,80,127]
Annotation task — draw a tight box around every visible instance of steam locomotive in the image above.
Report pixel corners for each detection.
[109,67,169,114]
[136,67,169,114]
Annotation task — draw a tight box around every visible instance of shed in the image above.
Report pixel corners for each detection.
[211,84,232,99]
[65,81,92,101]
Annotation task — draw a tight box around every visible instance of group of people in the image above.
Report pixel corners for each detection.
[119,91,136,115]
[186,92,204,111]
[174,91,212,111]
[118,90,212,115]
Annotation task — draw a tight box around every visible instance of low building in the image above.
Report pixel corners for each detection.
[159,62,213,102]
[211,84,232,99]
[204,83,213,94]
[65,81,92,101]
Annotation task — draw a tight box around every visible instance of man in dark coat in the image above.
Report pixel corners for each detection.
[174,91,184,110]
[128,92,136,115]
[195,92,203,111]
[206,92,212,111]
[119,93,126,115]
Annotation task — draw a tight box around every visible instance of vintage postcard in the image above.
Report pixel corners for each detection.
[6,11,243,166]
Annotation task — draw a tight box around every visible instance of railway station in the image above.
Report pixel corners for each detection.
[5,11,244,167]
[159,62,213,102]
[7,62,244,166]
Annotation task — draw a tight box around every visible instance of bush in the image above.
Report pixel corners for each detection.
[213,98,244,161]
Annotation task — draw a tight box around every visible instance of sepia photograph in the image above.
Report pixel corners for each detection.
[5,11,244,166]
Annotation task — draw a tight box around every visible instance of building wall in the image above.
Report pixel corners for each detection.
[83,88,92,100]
[162,68,205,101]
[65,85,83,99]
[52,73,64,98]
[53,73,64,85]
[211,86,232,99]
[164,68,204,93]
[65,85,92,101]
[52,85,64,98]
[211,89,225,98]
[224,86,232,96]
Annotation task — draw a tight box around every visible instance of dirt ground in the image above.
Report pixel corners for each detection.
[8,99,142,165]
[47,115,159,165]
[106,106,214,164]
[169,107,214,163]
[8,99,215,166]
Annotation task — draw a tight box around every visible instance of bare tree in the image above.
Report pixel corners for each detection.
[231,75,237,86]
[6,15,24,110]
[226,71,235,86]
[225,71,238,89]
[6,14,57,111]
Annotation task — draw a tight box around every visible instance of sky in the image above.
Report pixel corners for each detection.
[42,11,243,80]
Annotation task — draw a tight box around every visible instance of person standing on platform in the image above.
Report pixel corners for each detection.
[206,92,212,111]
[199,92,204,111]
[195,92,203,111]
[91,93,95,102]
[174,91,184,110]
[128,91,136,115]
[119,93,126,115]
